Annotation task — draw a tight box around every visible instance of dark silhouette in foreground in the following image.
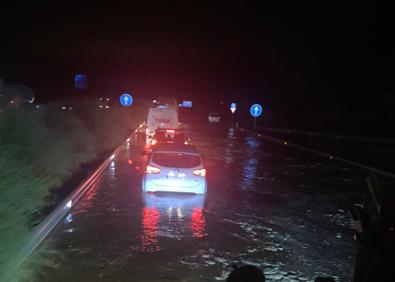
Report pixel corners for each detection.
[349,176,395,282]
[226,265,265,282]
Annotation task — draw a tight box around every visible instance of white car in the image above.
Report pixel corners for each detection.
[208,112,220,123]
[142,144,207,194]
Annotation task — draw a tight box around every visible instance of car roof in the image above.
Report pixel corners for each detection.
[151,144,199,154]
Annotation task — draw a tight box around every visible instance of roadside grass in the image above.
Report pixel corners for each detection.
[0,98,147,280]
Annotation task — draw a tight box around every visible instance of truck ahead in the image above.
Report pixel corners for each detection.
[146,106,179,144]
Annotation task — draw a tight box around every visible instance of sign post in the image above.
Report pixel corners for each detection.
[249,104,263,129]
[230,102,237,127]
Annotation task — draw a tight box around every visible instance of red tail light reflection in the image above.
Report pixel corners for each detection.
[140,207,160,252]
[191,207,206,238]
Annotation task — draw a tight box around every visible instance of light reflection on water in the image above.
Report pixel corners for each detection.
[74,181,101,214]
[71,158,119,216]
[140,193,206,252]
[109,160,116,177]
[28,124,361,282]
[140,207,161,253]
[190,207,205,238]
[224,127,237,167]
[240,136,260,190]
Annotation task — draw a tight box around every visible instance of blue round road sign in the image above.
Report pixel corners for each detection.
[230,102,237,113]
[250,104,263,117]
[120,93,133,107]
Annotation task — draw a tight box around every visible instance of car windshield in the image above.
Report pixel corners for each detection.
[155,131,184,143]
[152,152,201,168]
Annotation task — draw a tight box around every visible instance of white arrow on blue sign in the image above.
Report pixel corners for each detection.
[250,104,263,117]
[119,93,133,107]
[230,102,237,113]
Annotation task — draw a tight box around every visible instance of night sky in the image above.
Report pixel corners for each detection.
[0,2,388,113]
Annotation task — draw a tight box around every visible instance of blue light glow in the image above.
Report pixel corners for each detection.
[250,104,263,117]
[182,101,192,108]
[120,93,133,106]
[74,74,88,89]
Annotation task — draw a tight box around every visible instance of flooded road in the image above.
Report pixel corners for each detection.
[23,122,373,282]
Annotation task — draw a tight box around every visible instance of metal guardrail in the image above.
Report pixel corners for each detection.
[258,127,395,145]
[238,127,395,180]
[6,122,145,281]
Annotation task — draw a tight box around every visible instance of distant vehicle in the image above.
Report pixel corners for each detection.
[146,107,179,144]
[142,144,207,194]
[208,112,220,123]
[151,128,191,147]
[156,103,169,109]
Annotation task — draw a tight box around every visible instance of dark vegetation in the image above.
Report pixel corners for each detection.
[0,97,147,279]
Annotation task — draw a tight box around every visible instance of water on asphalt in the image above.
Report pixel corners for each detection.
[22,122,373,282]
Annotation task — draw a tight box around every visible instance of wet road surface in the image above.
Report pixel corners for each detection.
[23,122,374,282]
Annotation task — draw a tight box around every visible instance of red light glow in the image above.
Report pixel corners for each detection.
[140,207,160,252]
[191,207,206,238]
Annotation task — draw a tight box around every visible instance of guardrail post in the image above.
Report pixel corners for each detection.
[308,132,313,146]
[370,143,377,160]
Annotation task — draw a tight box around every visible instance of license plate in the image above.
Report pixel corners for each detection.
[167,170,187,181]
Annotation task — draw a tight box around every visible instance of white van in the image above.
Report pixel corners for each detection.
[146,107,179,143]
[208,112,220,123]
